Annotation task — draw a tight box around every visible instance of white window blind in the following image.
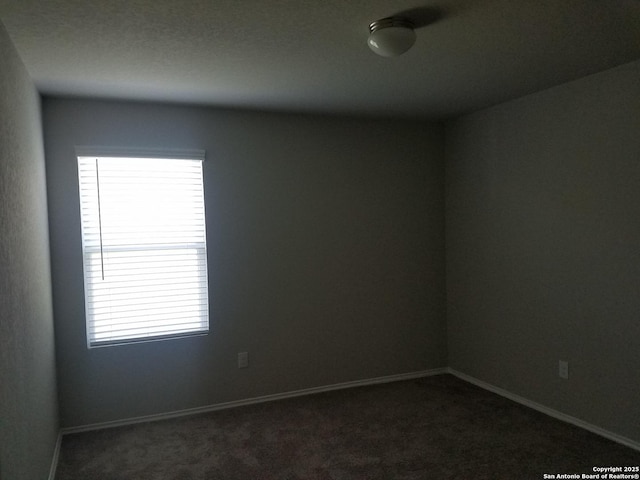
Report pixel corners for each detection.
[77,152,209,347]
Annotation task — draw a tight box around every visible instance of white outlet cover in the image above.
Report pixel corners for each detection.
[559,360,569,379]
[238,352,249,368]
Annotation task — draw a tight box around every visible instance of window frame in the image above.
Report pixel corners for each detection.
[75,147,210,348]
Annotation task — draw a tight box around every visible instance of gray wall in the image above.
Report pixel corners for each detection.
[0,23,59,480]
[43,98,447,428]
[446,59,640,443]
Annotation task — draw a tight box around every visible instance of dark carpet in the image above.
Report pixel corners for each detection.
[55,374,640,479]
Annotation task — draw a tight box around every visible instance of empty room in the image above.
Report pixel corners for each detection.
[1,1,639,479]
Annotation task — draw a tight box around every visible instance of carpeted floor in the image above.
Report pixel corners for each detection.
[55,374,640,479]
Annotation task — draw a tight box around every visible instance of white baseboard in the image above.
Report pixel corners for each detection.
[448,368,640,453]
[61,368,447,435]
[48,431,62,480]
[59,367,640,455]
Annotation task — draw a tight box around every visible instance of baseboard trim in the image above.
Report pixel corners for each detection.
[448,368,640,453]
[48,431,62,480]
[61,368,447,435]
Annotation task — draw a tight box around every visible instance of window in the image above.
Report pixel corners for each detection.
[77,149,209,347]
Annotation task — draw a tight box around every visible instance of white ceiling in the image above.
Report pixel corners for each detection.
[1,0,640,119]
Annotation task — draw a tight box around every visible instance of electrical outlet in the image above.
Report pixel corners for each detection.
[558,360,569,379]
[238,352,249,368]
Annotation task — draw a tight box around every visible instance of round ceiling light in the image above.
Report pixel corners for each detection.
[367,17,416,57]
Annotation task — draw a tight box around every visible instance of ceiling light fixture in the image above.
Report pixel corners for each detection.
[367,17,416,57]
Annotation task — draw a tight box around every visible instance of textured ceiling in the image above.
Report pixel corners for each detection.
[1,0,640,118]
